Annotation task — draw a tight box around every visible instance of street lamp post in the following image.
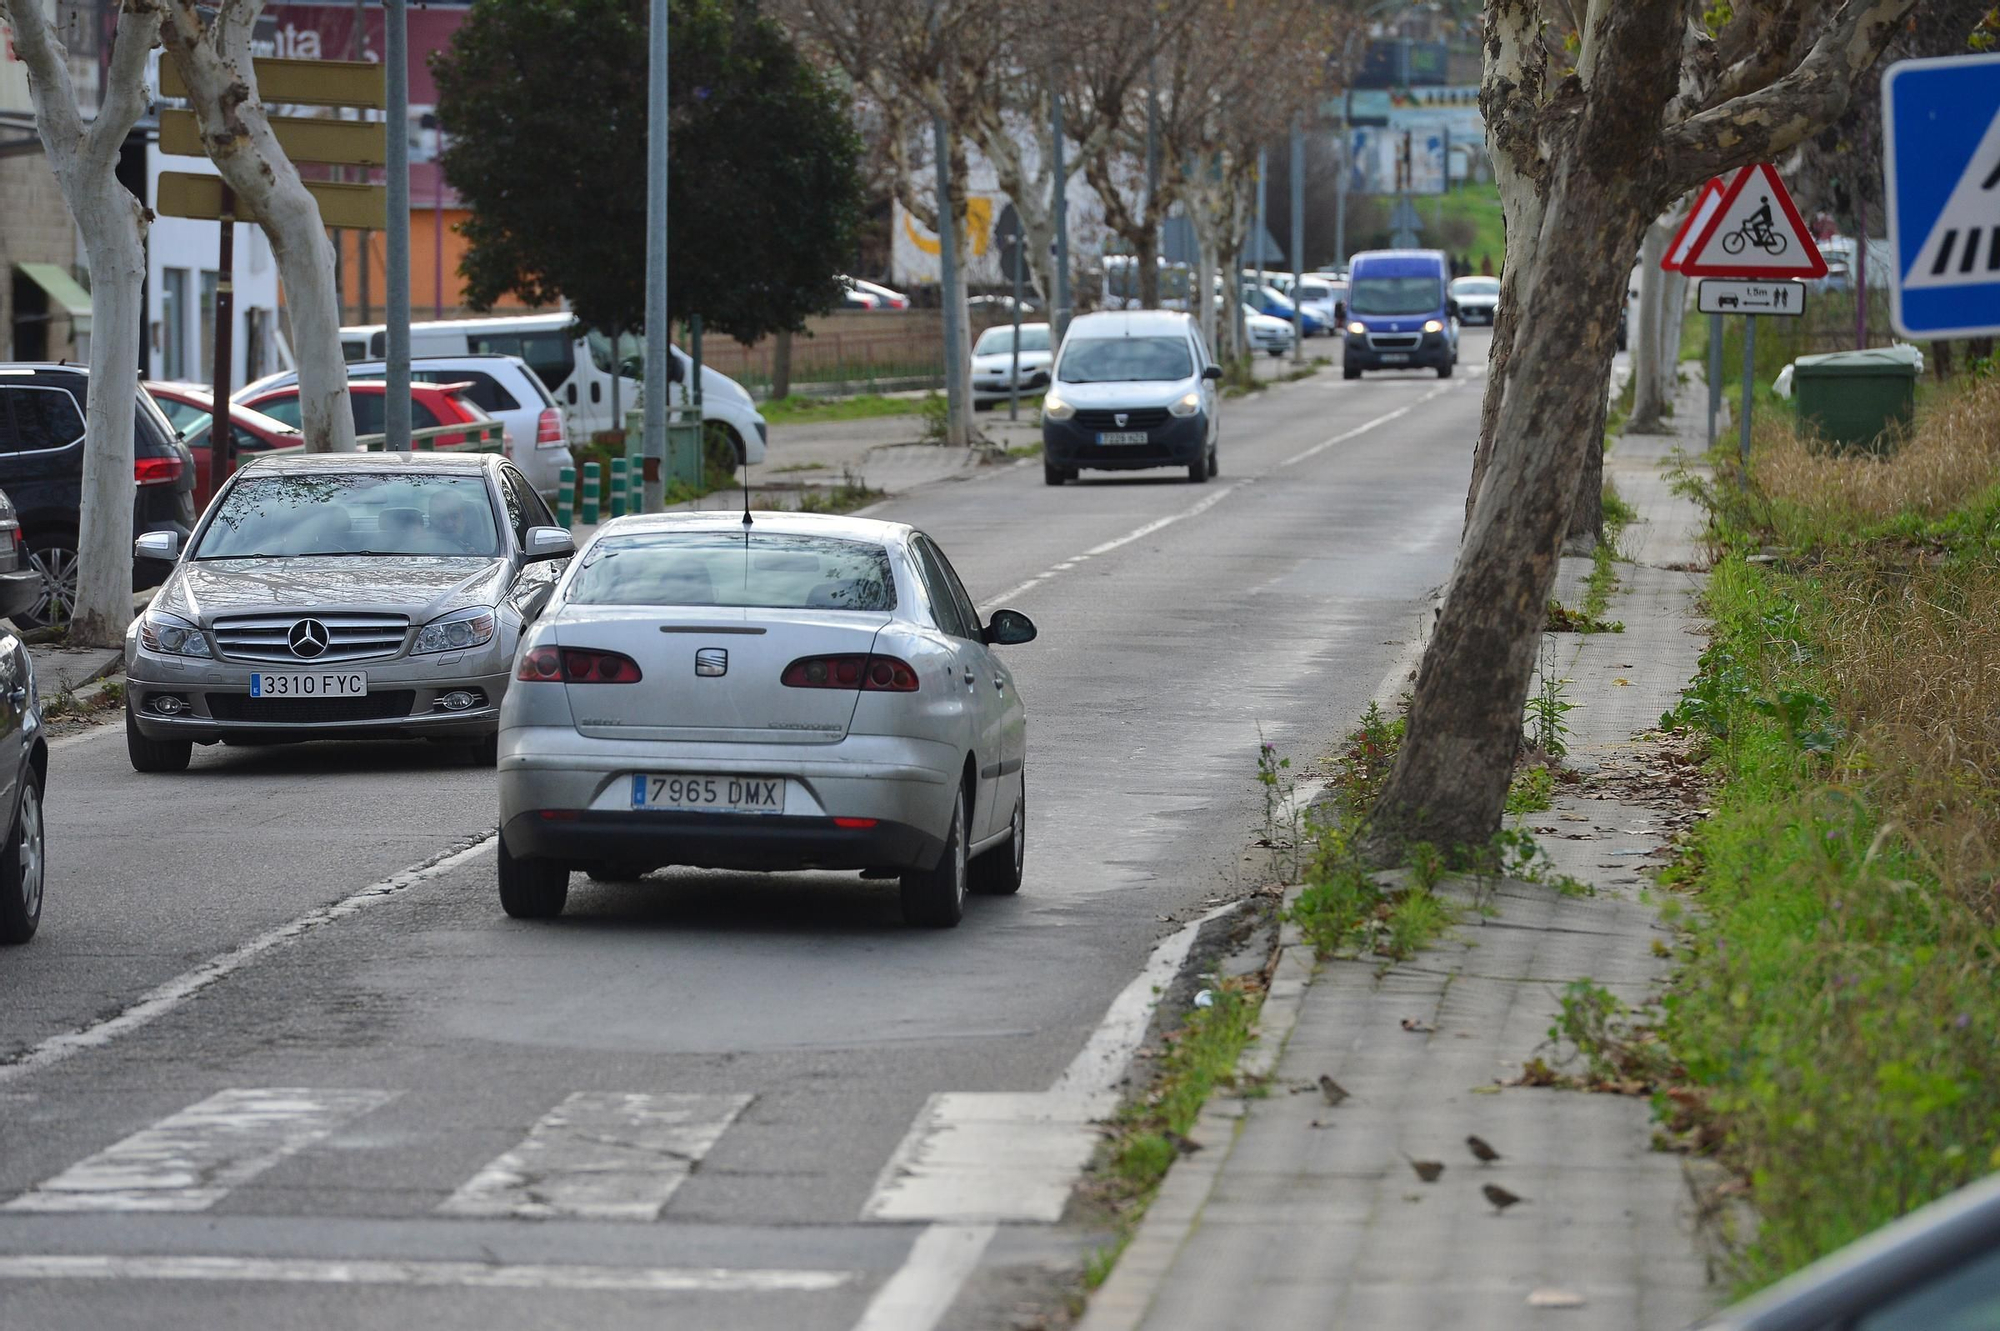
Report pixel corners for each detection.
[641,0,669,511]
[384,0,410,452]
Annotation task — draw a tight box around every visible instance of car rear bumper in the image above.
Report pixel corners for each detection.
[1042,412,1208,471]
[502,809,943,872]
[0,567,41,621]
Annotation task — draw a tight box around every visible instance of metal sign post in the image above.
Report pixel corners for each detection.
[641,0,670,511]
[209,189,236,488]
[384,0,410,452]
[1740,315,1756,468]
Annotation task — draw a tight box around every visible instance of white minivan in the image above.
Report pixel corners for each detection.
[340,314,768,465]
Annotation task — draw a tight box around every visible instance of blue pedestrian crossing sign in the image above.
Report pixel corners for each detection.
[1883,53,2000,339]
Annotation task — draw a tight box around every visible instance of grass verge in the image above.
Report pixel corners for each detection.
[758,393,925,427]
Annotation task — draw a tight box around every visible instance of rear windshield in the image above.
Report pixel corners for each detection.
[569,531,897,611]
[197,473,501,559]
[1452,278,1500,296]
[974,326,1051,355]
[1350,276,1443,316]
[1058,336,1193,384]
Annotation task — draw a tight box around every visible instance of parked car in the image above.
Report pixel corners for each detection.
[840,275,911,310]
[1241,284,1328,336]
[239,379,496,451]
[122,451,574,773]
[0,363,196,628]
[1696,1171,2000,1331]
[1244,305,1297,358]
[145,385,302,506]
[494,510,1035,928]
[236,354,573,497]
[1291,277,1348,332]
[1448,275,1501,326]
[0,488,42,626]
[0,619,45,944]
[971,322,1054,406]
[1041,310,1222,486]
[968,294,1038,318]
[1342,250,1459,380]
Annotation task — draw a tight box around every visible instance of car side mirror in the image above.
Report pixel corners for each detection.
[1201,364,1223,381]
[668,358,685,384]
[981,608,1038,646]
[1446,299,1460,319]
[135,531,179,562]
[524,525,575,562]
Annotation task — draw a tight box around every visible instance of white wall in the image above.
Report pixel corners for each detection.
[145,142,286,388]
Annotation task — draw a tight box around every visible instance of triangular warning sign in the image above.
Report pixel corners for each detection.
[1903,104,2000,288]
[1661,178,1726,271]
[1681,163,1827,279]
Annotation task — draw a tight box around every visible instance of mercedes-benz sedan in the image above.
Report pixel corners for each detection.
[495,512,1036,928]
[123,452,574,772]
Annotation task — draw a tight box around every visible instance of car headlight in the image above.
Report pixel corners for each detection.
[139,610,211,658]
[1042,392,1075,421]
[1423,319,1445,333]
[1168,391,1202,418]
[1347,321,1367,336]
[413,606,497,654]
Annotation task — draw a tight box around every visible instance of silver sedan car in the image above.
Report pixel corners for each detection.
[496,511,1035,928]
[123,452,574,772]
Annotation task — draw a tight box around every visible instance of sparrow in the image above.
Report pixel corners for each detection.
[1318,1074,1350,1107]
[1466,1134,1502,1164]
[1484,1183,1526,1213]
[1403,1154,1444,1183]
[1163,1130,1202,1157]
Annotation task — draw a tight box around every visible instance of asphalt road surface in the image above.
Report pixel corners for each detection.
[0,333,1490,1331]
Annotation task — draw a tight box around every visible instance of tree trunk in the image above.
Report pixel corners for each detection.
[160,1,356,453]
[944,129,977,446]
[1658,268,1688,389]
[1563,380,1610,556]
[1137,230,1161,309]
[1462,182,1547,530]
[1627,215,1676,432]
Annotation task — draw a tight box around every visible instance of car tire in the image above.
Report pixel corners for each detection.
[1187,447,1210,484]
[900,787,967,928]
[0,765,45,945]
[969,792,1024,896]
[1437,358,1454,380]
[1043,460,1070,486]
[18,529,79,631]
[1268,349,1284,359]
[1343,364,1361,381]
[126,704,192,774]
[585,863,650,883]
[497,831,568,919]
[1208,446,1220,479]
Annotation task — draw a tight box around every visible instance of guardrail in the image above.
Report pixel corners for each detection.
[353,420,507,453]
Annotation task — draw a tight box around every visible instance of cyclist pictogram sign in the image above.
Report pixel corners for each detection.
[1660,177,1727,271]
[1679,163,1827,279]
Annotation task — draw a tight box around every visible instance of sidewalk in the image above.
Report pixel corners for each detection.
[1082,374,1718,1330]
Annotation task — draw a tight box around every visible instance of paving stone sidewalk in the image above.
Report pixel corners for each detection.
[1081,374,1720,1331]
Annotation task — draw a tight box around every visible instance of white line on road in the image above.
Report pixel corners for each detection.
[1276,382,1458,471]
[440,1091,751,1220]
[0,1255,855,1294]
[849,1224,998,1331]
[0,834,495,1088]
[4,1088,398,1213]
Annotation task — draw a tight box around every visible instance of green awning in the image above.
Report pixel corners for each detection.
[16,262,92,332]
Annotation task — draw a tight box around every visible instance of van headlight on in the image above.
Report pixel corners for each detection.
[413,606,496,654]
[1347,321,1367,336]
[139,610,211,658]
[1042,391,1075,421]
[1423,319,1445,333]
[1168,391,1202,418]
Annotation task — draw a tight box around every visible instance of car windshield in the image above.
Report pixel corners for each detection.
[569,531,897,611]
[1452,278,1500,296]
[974,326,1051,355]
[154,396,207,436]
[1295,283,1331,301]
[1350,276,1443,315]
[196,473,501,559]
[1058,336,1193,384]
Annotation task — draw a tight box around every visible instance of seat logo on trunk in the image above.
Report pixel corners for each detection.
[695,648,728,677]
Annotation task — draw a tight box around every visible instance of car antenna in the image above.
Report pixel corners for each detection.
[741,445,752,527]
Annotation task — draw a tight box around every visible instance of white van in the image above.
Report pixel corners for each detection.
[340,314,767,465]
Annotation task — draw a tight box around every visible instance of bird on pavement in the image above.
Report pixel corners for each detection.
[1403,1154,1444,1183]
[1467,1134,1502,1164]
[1318,1074,1350,1106]
[1164,1130,1203,1156]
[1484,1184,1526,1213]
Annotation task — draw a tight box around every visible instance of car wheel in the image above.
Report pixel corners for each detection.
[1343,364,1361,381]
[0,765,45,945]
[585,863,651,883]
[1187,447,1210,484]
[126,703,192,773]
[1043,460,1069,486]
[19,530,79,630]
[970,792,1024,896]
[1268,349,1284,359]
[1437,359,1454,380]
[1208,446,1220,479]
[900,787,967,928]
[497,831,568,919]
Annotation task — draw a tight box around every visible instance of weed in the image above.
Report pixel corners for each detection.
[1406,840,1446,890]
[1383,888,1452,960]
[1004,441,1043,459]
[917,393,949,443]
[1505,765,1556,814]
[1102,977,1262,1202]
[1524,642,1577,757]
[1255,737,1304,877]
[793,466,882,514]
[1546,599,1625,633]
[758,393,926,427]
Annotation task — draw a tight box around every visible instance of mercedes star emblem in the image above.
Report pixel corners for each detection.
[288,618,330,659]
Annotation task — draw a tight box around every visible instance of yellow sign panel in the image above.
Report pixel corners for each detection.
[899,198,996,257]
[157,172,387,230]
[159,57,385,111]
[159,109,388,167]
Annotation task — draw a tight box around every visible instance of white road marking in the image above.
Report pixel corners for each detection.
[849,1224,997,1331]
[440,1091,751,1220]
[1276,382,1458,470]
[0,835,495,1089]
[0,1255,854,1294]
[4,1088,397,1213]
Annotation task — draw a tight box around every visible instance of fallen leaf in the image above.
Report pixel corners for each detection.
[1614,678,1631,686]
[1470,1084,1503,1095]
[1527,1288,1587,1309]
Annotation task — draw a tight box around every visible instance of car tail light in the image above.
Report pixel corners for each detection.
[536,408,563,447]
[517,645,643,683]
[135,455,184,486]
[781,654,919,692]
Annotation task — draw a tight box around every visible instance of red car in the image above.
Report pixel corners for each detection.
[238,380,496,453]
[144,383,303,506]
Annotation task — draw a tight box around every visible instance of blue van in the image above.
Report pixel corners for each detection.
[1341,250,1458,380]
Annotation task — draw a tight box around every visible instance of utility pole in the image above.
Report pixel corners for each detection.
[384,0,410,451]
[1051,69,1071,346]
[1008,232,1024,421]
[933,89,966,445]
[1290,115,1304,364]
[1255,147,1267,296]
[1145,49,1160,308]
[209,195,236,489]
[641,0,669,509]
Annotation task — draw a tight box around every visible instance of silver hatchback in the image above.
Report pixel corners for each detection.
[495,511,1036,928]
[123,452,574,771]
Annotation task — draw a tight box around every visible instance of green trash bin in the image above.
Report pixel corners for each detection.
[1791,345,1921,455]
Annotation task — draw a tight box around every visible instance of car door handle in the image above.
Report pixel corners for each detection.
[962,668,976,689]
[993,677,1005,692]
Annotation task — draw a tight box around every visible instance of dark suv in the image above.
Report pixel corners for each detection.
[0,365,195,628]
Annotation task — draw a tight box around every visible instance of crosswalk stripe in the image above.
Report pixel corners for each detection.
[0,1255,853,1293]
[438,1091,751,1220]
[3,1088,397,1213]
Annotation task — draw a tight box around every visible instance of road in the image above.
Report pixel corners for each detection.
[0,333,1489,1331]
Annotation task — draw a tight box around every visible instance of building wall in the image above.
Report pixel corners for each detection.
[0,152,84,362]
[336,209,543,326]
